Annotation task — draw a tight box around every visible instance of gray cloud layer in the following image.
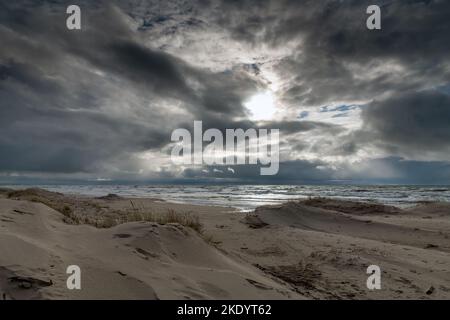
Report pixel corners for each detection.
[1,0,450,183]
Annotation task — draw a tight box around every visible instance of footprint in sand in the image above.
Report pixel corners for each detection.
[134,247,159,260]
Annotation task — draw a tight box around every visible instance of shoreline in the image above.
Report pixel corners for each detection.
[1,188,449,299]
[3,184,450,212]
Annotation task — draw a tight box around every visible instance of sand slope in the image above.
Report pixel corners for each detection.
[0,198,299,299]
[199,201,450,299]
[255,202,450,252]
[1,190,449,300]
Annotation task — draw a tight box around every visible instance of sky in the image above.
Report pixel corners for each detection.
[1,0,450,184]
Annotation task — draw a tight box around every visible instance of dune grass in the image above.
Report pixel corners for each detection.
[91,208,203,233]
[7,188,205,238]
[8,189,204,234]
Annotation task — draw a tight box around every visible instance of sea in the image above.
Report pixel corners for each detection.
[3,184,450,211]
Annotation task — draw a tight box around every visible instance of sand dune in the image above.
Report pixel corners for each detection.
[1,189,449,299]
[0,197,299,299]
[254,201,450,252]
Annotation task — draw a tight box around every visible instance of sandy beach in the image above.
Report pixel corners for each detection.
[0,188,449,300]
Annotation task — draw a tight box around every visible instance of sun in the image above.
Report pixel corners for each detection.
[244,91,277,121]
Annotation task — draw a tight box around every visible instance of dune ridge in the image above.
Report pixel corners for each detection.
[1,188,449,299]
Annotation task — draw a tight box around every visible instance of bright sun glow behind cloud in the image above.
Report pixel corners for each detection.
[244,91,277,121]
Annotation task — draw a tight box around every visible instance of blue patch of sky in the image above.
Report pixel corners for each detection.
[299,111,309,119]
[320,104,360,113]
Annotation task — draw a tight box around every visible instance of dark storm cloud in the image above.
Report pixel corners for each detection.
[214,0,450,60]
[339,157,450,184]
[0,62,62,94]
[0,3,196,102]
[206,0,450,170]
[1,0,450,182]
[361,90,450,155]
[0,1,272,174]
[0,0,330,176]
[182,159,333,183]
[182,157,450,184]
[212,0,450,106]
